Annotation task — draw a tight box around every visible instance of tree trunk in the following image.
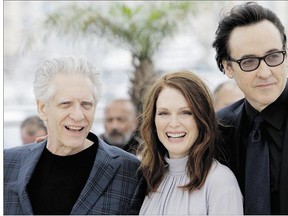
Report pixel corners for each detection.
[129,56,156,114]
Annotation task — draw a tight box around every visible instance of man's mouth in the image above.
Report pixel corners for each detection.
[110,130,123,137]
[65,126,84,131]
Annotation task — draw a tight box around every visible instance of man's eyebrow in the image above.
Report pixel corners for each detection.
[57,99,71,104]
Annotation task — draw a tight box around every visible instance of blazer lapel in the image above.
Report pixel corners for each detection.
[221,102,245,191]
[71,142,121,215]
[18,142,46,215]
[232,103,245,169]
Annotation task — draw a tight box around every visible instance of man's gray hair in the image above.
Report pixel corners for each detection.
[33,56,102,103]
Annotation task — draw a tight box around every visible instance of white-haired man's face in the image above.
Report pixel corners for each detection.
[37,73,96,155]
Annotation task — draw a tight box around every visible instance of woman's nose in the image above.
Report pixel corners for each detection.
[168,115,180,127]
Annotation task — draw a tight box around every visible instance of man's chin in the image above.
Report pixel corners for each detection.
[108,139,127,148]
[110,139,125,145]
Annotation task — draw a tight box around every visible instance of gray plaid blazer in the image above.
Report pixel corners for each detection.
[4,132,146,215]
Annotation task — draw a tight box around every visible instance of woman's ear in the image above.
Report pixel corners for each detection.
[37,100,48,121]
[222,60,235,79]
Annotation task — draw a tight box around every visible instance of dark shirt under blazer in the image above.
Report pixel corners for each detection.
[4,132,146,215]
[217,82,288,214]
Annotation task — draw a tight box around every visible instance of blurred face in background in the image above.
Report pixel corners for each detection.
[103,100,138,146]
[21,124,47,144]
[213,82,244,111]
[155,86,199,159]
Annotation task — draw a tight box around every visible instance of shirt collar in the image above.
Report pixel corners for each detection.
[245,100,259,128]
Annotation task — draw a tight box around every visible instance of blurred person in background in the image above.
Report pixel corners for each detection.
[20,115,47,144]
[4,56,146,215]
[213,2,288,214]
[139,71,243,215]
[100,99,141,155]
[213,80,244,111]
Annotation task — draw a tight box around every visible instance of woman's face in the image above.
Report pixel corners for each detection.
[155,86,199,159]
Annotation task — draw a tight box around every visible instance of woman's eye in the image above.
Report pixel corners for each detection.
[181,110,193,115]
[158,111,168,116]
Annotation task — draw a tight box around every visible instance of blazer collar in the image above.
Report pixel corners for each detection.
[18,141,47,215]
[224,99,245,128]
[71,138,121,214]
[231,102,246,154]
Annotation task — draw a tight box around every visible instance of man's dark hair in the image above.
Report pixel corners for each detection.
[212,2,287,73]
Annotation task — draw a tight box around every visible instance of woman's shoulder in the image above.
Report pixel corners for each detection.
[206,160,239,187]
[204,162,243,214]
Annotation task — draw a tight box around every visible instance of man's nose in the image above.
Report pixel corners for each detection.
[256,60,272,79]
[110,119,121,129]
[69,105,84,121]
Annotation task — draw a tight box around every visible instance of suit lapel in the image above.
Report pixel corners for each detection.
[71,142,121,215]
[232,103,245,168]
[17,142,46,215]
[221,102,246,191]
[220,102,245,168]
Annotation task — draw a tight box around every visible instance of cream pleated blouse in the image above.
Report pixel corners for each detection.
[140,155,243,215]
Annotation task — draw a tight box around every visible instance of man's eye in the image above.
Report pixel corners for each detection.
[59,102,71,107]
[117,117,127,122]
[82,102,93,109]
[241,58,257,66]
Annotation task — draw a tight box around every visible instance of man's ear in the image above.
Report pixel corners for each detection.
[37,100,48,121]
[222,60,235,79]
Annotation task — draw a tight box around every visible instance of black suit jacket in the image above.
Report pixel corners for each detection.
[217,99,288,214]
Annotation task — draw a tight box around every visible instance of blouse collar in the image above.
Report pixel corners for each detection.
[164,154,188,173]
